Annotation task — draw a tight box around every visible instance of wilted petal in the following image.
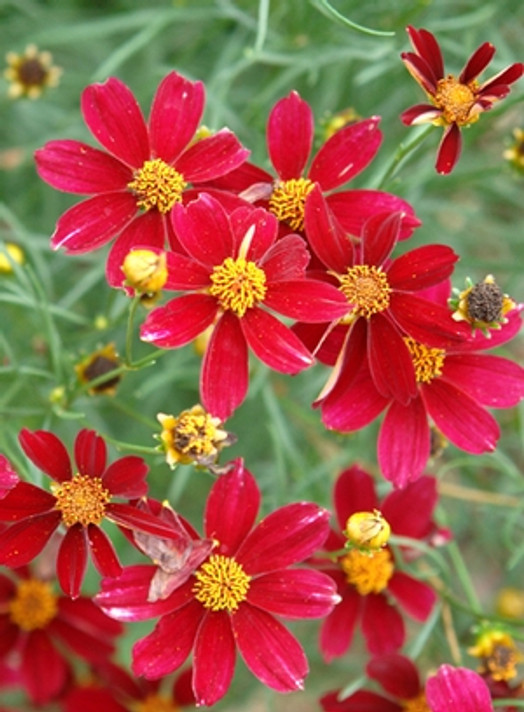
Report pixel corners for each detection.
[361,594,405,654]
[140,293,217,348]
[267,91,313,180]
[426,665,494,712]
[19,428,72,482]
[248,569,339,619]
[57,525,88,598]
[193,611,236,706]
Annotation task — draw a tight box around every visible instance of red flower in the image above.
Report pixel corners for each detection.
[95,459,339,706]
[0,429,180,598]
[34,71,249,286]
[401,26,523,174]
[318,466,437,660]
[0,565,123,706]
[140,193,349,419]
[426,665,495,712]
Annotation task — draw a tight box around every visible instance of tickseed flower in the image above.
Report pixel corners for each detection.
[344,509,391,551]
[504,128,524,172]
[0,243,24,273]
[469,628,523,682]
[318,466,438,660]
[0,565,122,706]
[401,26,524,174]
[450,275,516,335]
[4,44,62,99]
[140,194,348,420]
[34,71,249,287]
[426,665,495,712]
[496,588,524,620]
[157,405,235,469]
[0,429,182,598]
[321,653,430,711]
[122,248,168,297]
[75,343,122,395]
[95,459,339,706]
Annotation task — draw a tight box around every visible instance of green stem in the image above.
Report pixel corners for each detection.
[253,0,270,52]
[376,124,434,190]
[310,0,394,37]
[125,296,142,366]
[447,540,483,616]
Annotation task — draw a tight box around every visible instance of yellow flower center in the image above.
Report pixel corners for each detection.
[403,692,431,712]
[345,510,391,550]
[128,158,187,213]
[404,337,446,384]
[8,578,58,631]
[193,554,251,612]
[338,264,391,318]
[209,256,267,317]
[134,694,179,712]
[268,177,315,231]
[340,547,394,595]
[469,630,523,682]
[434,75,478,126]
[158,406,229,467]
[51,474,111,527]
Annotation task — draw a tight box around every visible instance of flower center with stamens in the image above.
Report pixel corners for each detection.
[404,337,446,383]
[469,630,523,681]
[268,177,315,231]
[158,406,230,468]
[209,257,267,317]
[136,694,180,712]
[434,76,478,126]
[193,554,251,611]
[52,474,111,527]
[340,547,394,595]
[8,579,58,631]
[18,58,48,86]
[402,692,431,712]
[338,265,391,318]
[128,158,187,213]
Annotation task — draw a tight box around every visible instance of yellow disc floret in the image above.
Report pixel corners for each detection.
[128,158,187,213]
[4,44,62,99]
[52,474,111,527]
[268,177,315,232]
[345,509,391,550]
[136,694,180,712]
[434,75,479,126]
[404,337,446,383]
[338,264,391,318]
[193,554,251,612]
[9,578,58,631]
[340,547,394,595]
[469,629,523,681]
[402,692,431,712]
[209,256,267,317]
[157,406,232,468]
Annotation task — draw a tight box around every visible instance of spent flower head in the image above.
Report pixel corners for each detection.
[4,44,62,99]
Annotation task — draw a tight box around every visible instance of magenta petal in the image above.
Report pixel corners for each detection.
[248,569,339,619]
[57,525,88,598]
[367,314,417,405]
[149,72,204,164]
[360,211,401,267]
[436,123,462,174]
[19,428,72,482]
[442,354,524,408]
[193,612,236,706]
[334,465,378,527]
[321,689,401,712]
[35,140,132,193]
[459,42,495,83]
[382,475,437,539]
[82,77,149,167]
[389,292,470,347]
[387,244,458,291]
[361,594,405,654]
[320,579,361,661]
[74,429,106,478]
[132,601,203,678]
[164,250,211,290]
[177,128,249,183]
[140,293,217,348]
[233,604,308,692]
[171,194,232,265]
[304,185,353,273]
[265,279,349,322]
[422,380,499,453]
[106,502,186,539]
[388,572,436,621]
[0,481,56,520]
[201,312,248,420]
[309,117,382,190]
[87,524,122,579]
[407,26,444,82]
[205,459,260,556]
[400,103,442,125]
[0,512,61,566]
[378,397,430,488]
[241,308,313,374]
[367,654,422,700]
[50,192,137,254]
[22,629,69,705]
[237,503,330,575]
[0,456,19,498]
[230,205,278,262]
[259,233,310,280]
[267,91,313,180]
[102,456,148,498]
[426,665,493,712]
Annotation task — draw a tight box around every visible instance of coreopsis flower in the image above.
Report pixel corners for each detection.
[318,466,437,660]
[320,653,429,711]
[400,26,524,174]
[34,71,249,287]
[0,456,19,499]
[4,44,62,99]
[450,274,516,335]
[140,194,349,419]
[0,565,123,706]
[0,429,182,598]
[426,665,495,712]
[469,628,523,682]
[75,343,122,395]
[0,243,24,273]
[95,459,339,706]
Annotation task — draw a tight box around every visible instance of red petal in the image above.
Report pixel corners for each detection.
[87,524,122,579]
[248,569,339,619]
[35,140,132,193]
[164,250,211,290]
[229,205,278,262]
[382,476,437,538]
[57,525,88,598]
[171,194,232,266]
[320,580,361,661]
[360,211,401,266]
[479,62,524,93]
[193,612,236,706]
[389,292,471,347]
[400,103,442,125]
[50,192,137,253]
[321,689,401,712]
[406,26,444,82]
[267,91,313,180]
[242,308,313,374]
[367,314,417,405]
[149,72,204,164]
[82,77,149,167]
[132,601,203,678]
[106,502,186,539]
[19,428,72,482]
[436,123,462,174]
[74,429,106,478]
[304,185,353,273]
[387,244,458,291]
[367,653,421,700]
[459,42,495,83]
[442,354,524,408]
[177,128,249,183]
[259,233,310,280]
[0,512,61,566]
[200,312,248,420]
[401,52,440,95]
[237,502,330,575]
[426,665,493,712]
[0,455,19,498]
[233,604,308,692]
[22,629,68,705]
[56,595,123,643]
[309,117,382,190]
[265,279,348,322]
[205,459,260,556]
[0,481,56,520]
[362,594,404,654]
[102,456,149,498]
[140,293,217,348]
[334,466,378,528]
[378,397,430,488]
[388,571,436,621]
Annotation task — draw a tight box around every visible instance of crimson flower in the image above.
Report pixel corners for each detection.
[401,26,523,174]
[140,193,349,420]
[95,458,339,706]
[318,466,437,659]
[0,565,123,706]
[0,429,180,598]
[34,71,249,287]
[426,665,495,712]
